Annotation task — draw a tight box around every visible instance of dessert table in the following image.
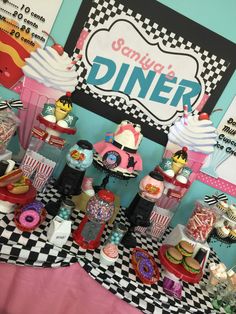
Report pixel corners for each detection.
[0,182,222,314]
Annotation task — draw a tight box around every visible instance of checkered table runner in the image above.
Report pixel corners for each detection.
[0,183,221,314]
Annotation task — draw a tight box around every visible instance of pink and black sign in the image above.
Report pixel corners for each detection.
[65,0,236,145]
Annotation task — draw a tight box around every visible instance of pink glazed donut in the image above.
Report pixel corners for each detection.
[19,210,40,229]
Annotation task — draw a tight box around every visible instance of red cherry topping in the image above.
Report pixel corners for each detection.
[42,31,64,56]
[198,112,209,120]
[66,91,72,97]
[182,147,188,152]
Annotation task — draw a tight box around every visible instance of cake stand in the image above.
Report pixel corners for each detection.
[0,185,37,213]
[158,244,203,284]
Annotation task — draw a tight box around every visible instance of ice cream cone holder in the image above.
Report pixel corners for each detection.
[37,114,76,136]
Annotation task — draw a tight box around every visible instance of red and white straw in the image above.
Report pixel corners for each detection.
[183,105,188,125]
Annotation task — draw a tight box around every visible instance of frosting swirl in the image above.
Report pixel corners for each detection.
[168,115,217,154]
[23,47,77,92]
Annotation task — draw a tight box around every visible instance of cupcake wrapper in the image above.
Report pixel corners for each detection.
[216,229,229,238]
[227,211,236,222]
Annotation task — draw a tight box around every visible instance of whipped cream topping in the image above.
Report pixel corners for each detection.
[168,115,217,154]
[23,46,77,92]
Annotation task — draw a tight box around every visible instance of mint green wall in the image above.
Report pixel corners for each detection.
[1,0,235,267]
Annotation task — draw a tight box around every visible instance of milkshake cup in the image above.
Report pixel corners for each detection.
[18,46,77,150]
[164,114,217,184]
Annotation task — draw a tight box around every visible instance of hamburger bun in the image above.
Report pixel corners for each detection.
[183,257,200,274]
[165,246,183,264]
[176,241,194,257]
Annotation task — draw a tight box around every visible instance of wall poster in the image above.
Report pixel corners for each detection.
[0,0,62,89]
[199,96,236,196]
[65,0,236,145]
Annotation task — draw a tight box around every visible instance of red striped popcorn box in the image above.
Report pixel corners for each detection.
[33,157,56,192]
[135,210,156,234]
[147,206,174,239]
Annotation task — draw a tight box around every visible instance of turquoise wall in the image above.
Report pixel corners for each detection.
[1,0,235,268]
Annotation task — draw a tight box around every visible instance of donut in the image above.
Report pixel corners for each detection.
[133,251,148,264]
[137,258,154,280]
[19,210,40,229]
[21,201,43,213]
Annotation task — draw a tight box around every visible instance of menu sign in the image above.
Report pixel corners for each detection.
[0,0,62,89]
[201,96,236,190]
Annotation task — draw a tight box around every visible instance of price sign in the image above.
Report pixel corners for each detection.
[0,0,62,88]
[200,96,236,196]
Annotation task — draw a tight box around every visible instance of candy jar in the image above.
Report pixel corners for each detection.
[0,109,20,154]
[58,198,75,220]
[73,189,115,249]
[122,171,164,248]
[185,201,216,243]
[100,223,127,266]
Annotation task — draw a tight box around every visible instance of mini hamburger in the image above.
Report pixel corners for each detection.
[183,257,201,274]
[165,246,183,264]
[176,241,194,257]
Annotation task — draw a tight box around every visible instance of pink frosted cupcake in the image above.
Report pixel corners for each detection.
[100,243,118,266]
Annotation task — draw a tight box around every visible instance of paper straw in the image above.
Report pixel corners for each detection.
[183,105,188,125]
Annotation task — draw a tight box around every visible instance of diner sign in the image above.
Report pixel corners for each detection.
[65,0,236,145]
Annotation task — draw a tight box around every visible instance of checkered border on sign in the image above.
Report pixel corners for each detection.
[72,0,230,135]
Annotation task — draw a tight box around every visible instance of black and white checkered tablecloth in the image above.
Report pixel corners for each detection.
[0,183,221,314]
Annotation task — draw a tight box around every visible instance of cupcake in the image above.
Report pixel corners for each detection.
[229,228,236,240]
[216,201,229,214]
[100,243,118,266]
[227,204,236,222]
[216,226,230,238]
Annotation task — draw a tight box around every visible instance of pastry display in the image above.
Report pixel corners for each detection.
[176,241,194,257]
[165,247,183,264]
[182,257,201,274]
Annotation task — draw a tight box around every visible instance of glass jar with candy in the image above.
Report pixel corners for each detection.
[185,200,216,243]
[86,190,115,223]
[58,198,75,220]
[105,223,128,246]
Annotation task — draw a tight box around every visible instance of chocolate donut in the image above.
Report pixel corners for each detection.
[19,210,40,229]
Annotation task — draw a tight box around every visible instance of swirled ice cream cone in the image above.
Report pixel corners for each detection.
[172,162,184,174]
[55,108,67,121]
